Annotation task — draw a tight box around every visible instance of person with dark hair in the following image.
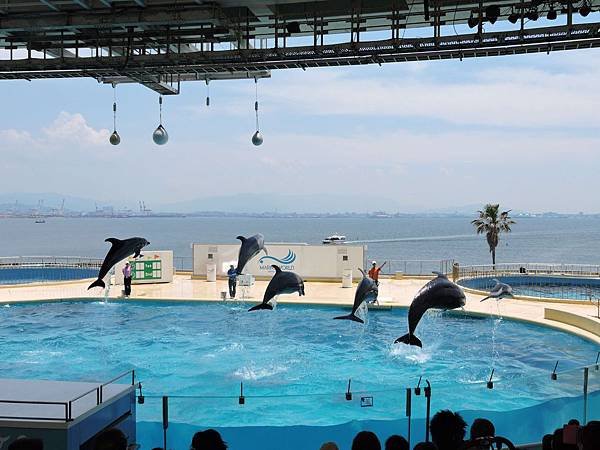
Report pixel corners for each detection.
[567,419,579,426]
[470,418,495,440]
[8,438,43,450]
[93,428,128,450]
[552,428,577,450]
[430,410,467,450]
[413,443,437,450]
[319,443,339,450]
[541,434,553,450]
[351,431,381,450]
[384,435,408,450]
[580,421,600,450]
[191,429,228,450]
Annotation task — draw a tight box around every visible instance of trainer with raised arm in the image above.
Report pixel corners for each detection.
[227,264,237,299]
[368,260,387,286]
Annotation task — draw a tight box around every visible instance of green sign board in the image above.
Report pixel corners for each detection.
[132,259,162,280]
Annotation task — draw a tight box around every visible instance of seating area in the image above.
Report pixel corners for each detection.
[6,409,599,450]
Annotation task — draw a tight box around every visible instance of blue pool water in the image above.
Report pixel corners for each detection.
[0,267,97,284]
[460,275,600,301]
[0,299,598,432]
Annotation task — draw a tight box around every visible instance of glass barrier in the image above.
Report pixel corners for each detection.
[134,362,600,450]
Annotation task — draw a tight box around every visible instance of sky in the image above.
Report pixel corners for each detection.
[1,33,600,213]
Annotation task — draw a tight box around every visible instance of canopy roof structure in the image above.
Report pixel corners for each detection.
[0,0,599,93]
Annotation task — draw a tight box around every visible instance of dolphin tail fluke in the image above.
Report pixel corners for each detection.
[88,279,106,290]
[394,333,423,347]
[333,313,364,324]
[248,303,274,312]
[480,296,491,302]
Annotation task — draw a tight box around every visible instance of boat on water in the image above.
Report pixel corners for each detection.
[322,234,346,245]
[34,219,46,224]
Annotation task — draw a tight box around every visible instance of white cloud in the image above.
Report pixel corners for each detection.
[262,57,600,128]
[42,111,110,146]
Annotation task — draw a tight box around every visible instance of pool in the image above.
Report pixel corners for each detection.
[1,300,598,449]
[0,266,97,285]
[459,275,600,301]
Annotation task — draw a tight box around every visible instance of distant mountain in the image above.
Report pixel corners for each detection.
[0,192,103,212]
[156,193,423,214]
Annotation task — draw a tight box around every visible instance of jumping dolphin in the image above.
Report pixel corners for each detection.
[394,272,466,348]
[333,268,378,323]
[480,279,514,302]
[248,265,304,311]
[235,234,267,275]
[88,237,150,290]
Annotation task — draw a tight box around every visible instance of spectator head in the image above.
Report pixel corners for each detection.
[413,443,438,450]
[430,410,467,450]
[567,419,579,426]
[319,443,339,450]
[384,435,408,450]
[351,431,381,450]
[8,439,43,450]
[93,429,128,450]
[191,429,228,450]
[552,428,578,450]
[581,421,600,450]
[541,434,553,450]
[470,418,495,440]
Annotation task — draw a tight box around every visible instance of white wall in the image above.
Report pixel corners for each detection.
[192,243,365,280]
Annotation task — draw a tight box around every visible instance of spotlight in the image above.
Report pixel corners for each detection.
[468,12,479,29]
[547,5,557,20]
[286,21,301,33]
[527,9,539,21]
[485,5,501,24]
[580,1,591,17]
[508,9,520,24]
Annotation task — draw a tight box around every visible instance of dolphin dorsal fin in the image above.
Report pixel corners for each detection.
[105,238,122,246]
[271,265,282,273]
[236,235,246,242]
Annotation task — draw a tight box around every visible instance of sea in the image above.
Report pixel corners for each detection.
[0,216,599,272]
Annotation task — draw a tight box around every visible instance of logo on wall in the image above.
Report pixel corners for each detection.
[258,250,296,271]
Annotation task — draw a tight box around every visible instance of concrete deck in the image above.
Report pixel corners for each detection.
[1,274,599,345]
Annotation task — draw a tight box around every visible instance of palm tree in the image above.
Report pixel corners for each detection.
[471,204,515,266]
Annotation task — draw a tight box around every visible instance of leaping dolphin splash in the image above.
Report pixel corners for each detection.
[333,268,378,323]
[88,237,150,290]
[394,272,466,348]
[480,279,514,302]
[235,234,267,275]
[248,265,305,311]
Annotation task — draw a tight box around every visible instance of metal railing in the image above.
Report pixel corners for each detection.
[174,256,193,272]
[0,370,135,422]
[0,256,102,269]
[139,358,600,450]
[378,259,455,276]
[458,263,600,280]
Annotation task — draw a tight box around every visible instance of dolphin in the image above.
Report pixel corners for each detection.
[394,272,466,348]
[480,279,514,302]
[333,268,378,323]
[88,237,150,290]
[235,234,267,275]
[248,265,304,311]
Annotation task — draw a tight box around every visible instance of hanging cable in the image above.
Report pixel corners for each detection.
[252,77,263,146]
[159,95,163,125]
[254,78,259,131]
[109,84,121,145]
[206,79,210,107]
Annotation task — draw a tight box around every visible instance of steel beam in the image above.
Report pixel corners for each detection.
[39,0,59,12]
[0,7,217,32]
[73,0,91,10]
